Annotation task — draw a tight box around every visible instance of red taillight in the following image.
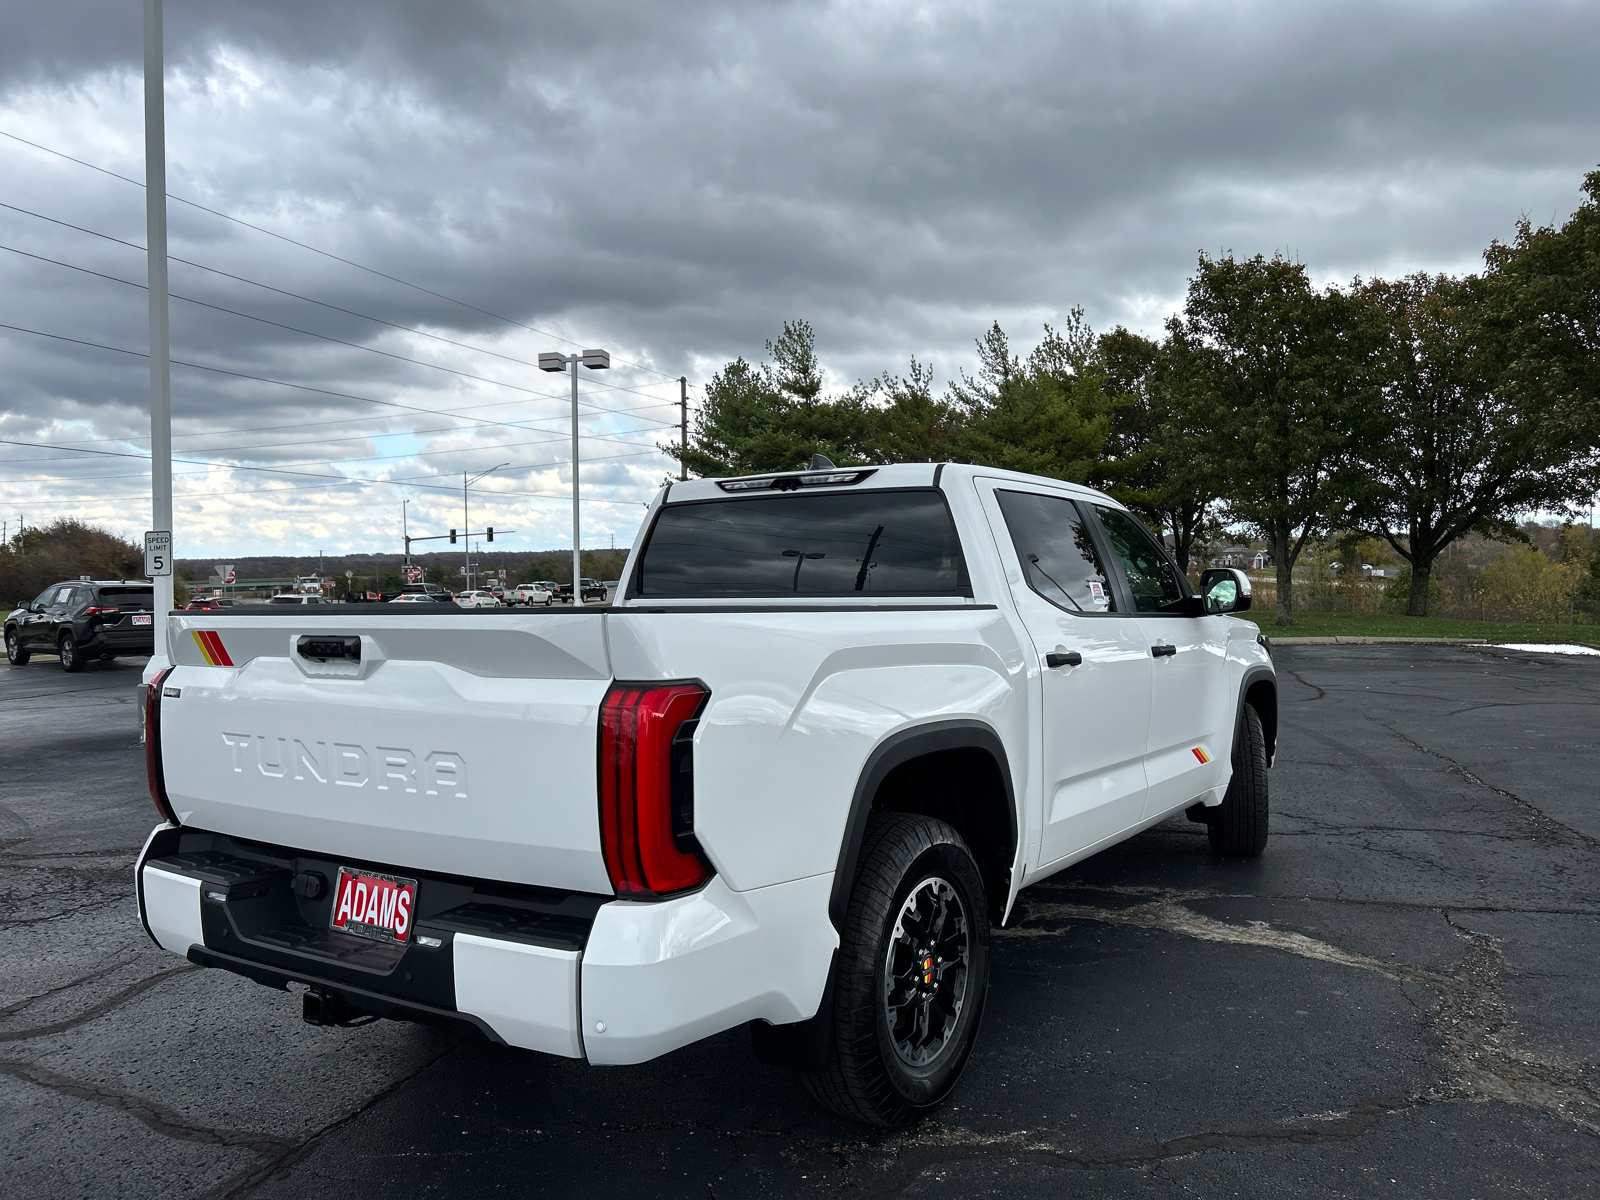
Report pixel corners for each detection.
[85,606,121,616]
[599,681,710,897]
[145,667,179,825]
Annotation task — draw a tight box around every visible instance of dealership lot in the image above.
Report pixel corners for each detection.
[1,645,1596,1198]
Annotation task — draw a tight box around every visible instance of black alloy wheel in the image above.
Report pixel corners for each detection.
[5,629,29,665]
[58,632,85,673]
[883,877,972,1067]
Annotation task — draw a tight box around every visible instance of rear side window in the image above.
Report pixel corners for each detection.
[633,489,970,598]
[994,490,1116,613]
[98,588,153,610]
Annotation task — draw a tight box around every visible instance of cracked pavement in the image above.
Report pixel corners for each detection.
[2,645,1598,1197]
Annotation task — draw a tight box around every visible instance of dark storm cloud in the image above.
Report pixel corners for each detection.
[1,1,1597,552]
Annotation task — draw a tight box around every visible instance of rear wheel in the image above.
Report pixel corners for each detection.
[5,629,29,665]
[803,813,991,1126]
[58,633,86,673]
[1207,704,1269,857]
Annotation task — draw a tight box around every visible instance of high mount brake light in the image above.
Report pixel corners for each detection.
[145,667,179,825]
[715,468,875,493]
[599,682,710,896]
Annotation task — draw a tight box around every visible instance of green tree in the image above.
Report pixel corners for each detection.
[1348,269,1600,616]
[668,320,876,476]
[0,518,145,607]
[1098,327,1225,573]
[949,313,1116,485]
[1173,253,1377,625]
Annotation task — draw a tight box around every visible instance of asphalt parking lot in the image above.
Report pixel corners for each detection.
[2,644,1597,1198]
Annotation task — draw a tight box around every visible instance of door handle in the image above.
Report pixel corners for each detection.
[1045,651,1082,668]
[1151,643,1177,658]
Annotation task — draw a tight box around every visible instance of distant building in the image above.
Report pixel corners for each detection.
[1212,546,1272,570]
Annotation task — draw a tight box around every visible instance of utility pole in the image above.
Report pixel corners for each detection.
[402,499,410,567]
[679,375,688,482]
[463,465,507,591]
[539,349,610,605]
[143,0,173,669]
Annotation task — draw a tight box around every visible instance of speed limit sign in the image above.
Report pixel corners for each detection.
[144,530,172,577]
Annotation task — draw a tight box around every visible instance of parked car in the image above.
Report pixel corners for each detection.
[554,578,608,603]
[268,594,330,606]
[391,592,457,605]
[398,583,453,600]
[508,584,554,607]
[454,589,502,609]
[6,579,155,670]
[137,462,1273,1127]
[185,597,237,611]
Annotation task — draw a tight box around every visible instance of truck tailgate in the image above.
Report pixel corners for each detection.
[161,612,614,894]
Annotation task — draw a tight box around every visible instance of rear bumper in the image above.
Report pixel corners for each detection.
[136,825,837,1064]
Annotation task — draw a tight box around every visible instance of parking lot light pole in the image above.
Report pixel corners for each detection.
[539,349,609,605]
[144,0,173,668]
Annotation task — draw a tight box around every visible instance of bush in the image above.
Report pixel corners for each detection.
[0,519,144,608]
[1478,545,1581,622]
[1383,566,1445,611]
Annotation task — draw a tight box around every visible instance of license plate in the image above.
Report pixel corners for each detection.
[132,613,152,626]
[329,867,417,945]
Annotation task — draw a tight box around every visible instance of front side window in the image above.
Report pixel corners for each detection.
[634,489,969,598]
[1094,506,1186,613]
[994,490,1116,613]
[30,587,56,610]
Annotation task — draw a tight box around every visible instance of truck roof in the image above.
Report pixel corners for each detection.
[659,462,1115,506]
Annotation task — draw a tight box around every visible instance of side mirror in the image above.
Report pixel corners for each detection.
[1199,567,1252,614]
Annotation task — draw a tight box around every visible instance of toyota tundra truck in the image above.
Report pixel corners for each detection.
[137,462,1274,1125]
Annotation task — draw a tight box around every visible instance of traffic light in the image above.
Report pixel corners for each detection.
[449,529,457,544]
[486,527,494,543]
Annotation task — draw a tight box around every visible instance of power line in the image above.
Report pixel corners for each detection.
[0,415,667,467]
[0,423,667,481]
[0,435,666,501]
[0,127,681,380]
[0,237,679,424]
[0,321,679,452]
[0,200,678,406]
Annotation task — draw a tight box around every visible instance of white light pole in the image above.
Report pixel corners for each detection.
[144,0,173,670]
[463,464,507,591]
[539,349,609,605]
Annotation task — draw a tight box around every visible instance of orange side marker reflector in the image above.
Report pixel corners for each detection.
[1191,747,1211,764]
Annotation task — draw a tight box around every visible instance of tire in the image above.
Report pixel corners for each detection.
[1207,704,1269,857]
[803,813,991,1126]
[5,629,29,665]
[58,632,86,673]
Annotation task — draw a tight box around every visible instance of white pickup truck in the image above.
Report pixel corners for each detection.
[137,462,1274,1125]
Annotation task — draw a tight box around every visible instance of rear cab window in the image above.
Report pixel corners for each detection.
[631,489,970,599]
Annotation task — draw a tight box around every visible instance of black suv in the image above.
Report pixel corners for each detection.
[5,580,155,671]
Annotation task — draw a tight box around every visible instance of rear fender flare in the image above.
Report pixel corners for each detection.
[828,719,1018,932]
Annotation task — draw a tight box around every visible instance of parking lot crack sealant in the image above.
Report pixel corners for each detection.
[1384,724,1600,853]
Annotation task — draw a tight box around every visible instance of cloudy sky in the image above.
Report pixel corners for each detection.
[2,0,1597,559]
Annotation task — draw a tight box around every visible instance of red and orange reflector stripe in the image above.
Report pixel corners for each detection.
[191,630,234,667]
[1191,746,1211,764]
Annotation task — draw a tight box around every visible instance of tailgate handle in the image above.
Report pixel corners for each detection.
[297,635,361,663]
